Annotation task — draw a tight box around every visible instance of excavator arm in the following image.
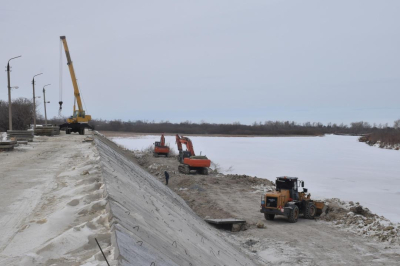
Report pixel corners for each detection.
[176,135,195,156]
[161,134,166,146]
[176,134,183,152]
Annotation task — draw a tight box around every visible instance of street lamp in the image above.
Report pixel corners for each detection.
[43,84,51,126]
[7,55,22,131]
[32,73,42,130]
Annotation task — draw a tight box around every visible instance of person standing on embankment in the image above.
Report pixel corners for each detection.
[164,171,169,185]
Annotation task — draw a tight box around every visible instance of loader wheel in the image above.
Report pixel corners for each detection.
[304,203,316,219]
[288,205,299,223]
[264,213,275,221]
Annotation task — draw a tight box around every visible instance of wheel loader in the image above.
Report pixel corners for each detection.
[260,176,325,223]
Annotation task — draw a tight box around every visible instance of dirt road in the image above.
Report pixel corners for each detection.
[126,148,400,265]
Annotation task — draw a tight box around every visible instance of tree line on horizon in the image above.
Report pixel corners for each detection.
[87,119,399,136]
[1,98,399,145]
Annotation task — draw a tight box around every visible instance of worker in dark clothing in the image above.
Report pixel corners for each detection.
[164,171,170,185]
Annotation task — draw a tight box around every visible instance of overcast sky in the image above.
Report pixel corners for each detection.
[1,0,399,125]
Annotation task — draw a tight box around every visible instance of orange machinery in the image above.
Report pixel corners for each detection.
[175,134,211,175]
[153,134,170,157]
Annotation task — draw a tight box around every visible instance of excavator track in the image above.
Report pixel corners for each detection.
[197,168,209,175]
[178,164,190,174]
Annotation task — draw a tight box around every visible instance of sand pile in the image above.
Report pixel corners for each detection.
[0,136,115,265]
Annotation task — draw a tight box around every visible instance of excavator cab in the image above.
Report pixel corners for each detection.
[178,151,192,163]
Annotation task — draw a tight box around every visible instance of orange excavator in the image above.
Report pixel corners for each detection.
[154,134,170,157]
[175,134,211,175]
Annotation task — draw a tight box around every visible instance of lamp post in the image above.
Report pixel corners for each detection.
[7,55,22,131]
[43,84,51,126]
[32,73,43,130]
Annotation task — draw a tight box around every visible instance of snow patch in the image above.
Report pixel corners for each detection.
[320,198,400,244]
[1,132,7,141]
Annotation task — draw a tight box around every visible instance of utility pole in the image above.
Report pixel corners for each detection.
[43,84,51,126]
[32,73,43,130]
[7,56,21,131]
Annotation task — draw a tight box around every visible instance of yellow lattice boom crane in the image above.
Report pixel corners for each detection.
[59,36,93,135]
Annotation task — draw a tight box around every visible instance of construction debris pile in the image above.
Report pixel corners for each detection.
[0,139,17,151]
[7,130,34,142]
[320,198,400,244]
[34,126,60,136]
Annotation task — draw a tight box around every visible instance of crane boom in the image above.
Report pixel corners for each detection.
[58,36,92,135]
[60,36,84,114]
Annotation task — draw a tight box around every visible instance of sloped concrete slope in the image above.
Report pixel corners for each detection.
[95,137,255,266]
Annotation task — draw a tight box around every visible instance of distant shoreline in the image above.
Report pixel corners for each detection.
[100,130,322,138]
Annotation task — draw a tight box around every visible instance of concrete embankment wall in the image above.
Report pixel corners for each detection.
[95,136,255,266]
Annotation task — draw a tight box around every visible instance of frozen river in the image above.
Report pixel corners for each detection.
[111,134,400,223]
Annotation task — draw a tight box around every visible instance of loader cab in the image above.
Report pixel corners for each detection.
[276,177,299,200]
[155,141,161,147]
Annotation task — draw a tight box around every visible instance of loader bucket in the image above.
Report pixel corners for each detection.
[314,201,325,216]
